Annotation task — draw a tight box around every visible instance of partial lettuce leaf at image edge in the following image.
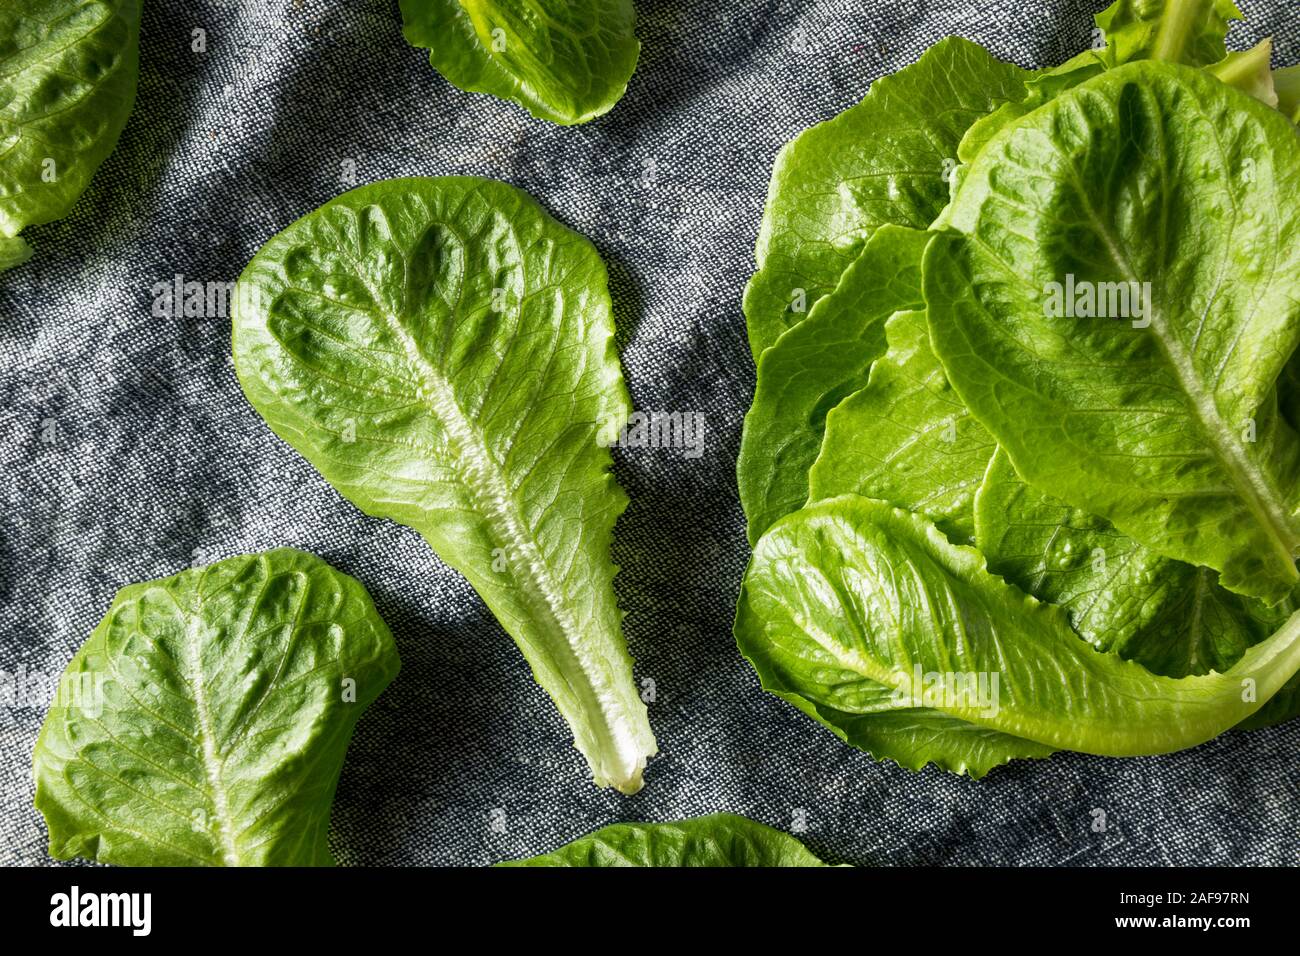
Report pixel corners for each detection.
[742,36,1033,360]
[737,497,1300,756]
[738,226,930,545]
[955,2,1286,184]
[0,0,141,271]
[33,549,400,867]
[399,0,638,125]
[975,448,1298,675]
[498,814,832,867]
[1277,64,1300,123]
[926,61,1300,605]
[232,176,655,794]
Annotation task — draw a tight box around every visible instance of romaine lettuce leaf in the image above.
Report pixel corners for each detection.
[976,447,1300,685]
[738,226,930,545]
[232,176,656,794]
[1275,64,1300,123]
[743,37,1031,360]
[1095,0,1241,67]
[926,61,1300,604]
[1208,39,1279,107]
[0,0,140,271]
[809,309,994,545]
[400,0,638,125]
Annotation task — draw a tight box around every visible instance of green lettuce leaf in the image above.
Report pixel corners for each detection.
[805,306,1299,747]
[232,176,655,794]
[926,61,1300,604]
[0,0,140,271]
[32,549,400,866]
[809,309,995,545]
[1095,0,1241,67]
[399,0,638,125]
[753,299,1300,766]
[738,226,930,544]
[0,236,34,271]
[961,1,1271,175]
[737,650,1053,778]
[1240,670,1300,729]
[742,37,1031,360]
[976,448,1297,671]
[498,814,831,867]
[737,497,1300,755]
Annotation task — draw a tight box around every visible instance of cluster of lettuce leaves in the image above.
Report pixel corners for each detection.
[0,0,141,272]
[499,813,831,867]
[736,0,1300,777]
[400,0,639,125]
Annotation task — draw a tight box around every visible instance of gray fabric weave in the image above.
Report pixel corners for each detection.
[2,0,1298,867]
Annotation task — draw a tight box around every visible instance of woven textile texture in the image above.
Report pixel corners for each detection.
[2,0,1298,867]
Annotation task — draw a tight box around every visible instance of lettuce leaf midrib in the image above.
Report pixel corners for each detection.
[179,600,243,866]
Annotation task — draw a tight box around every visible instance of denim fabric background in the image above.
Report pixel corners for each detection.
[2,0,1299,867]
